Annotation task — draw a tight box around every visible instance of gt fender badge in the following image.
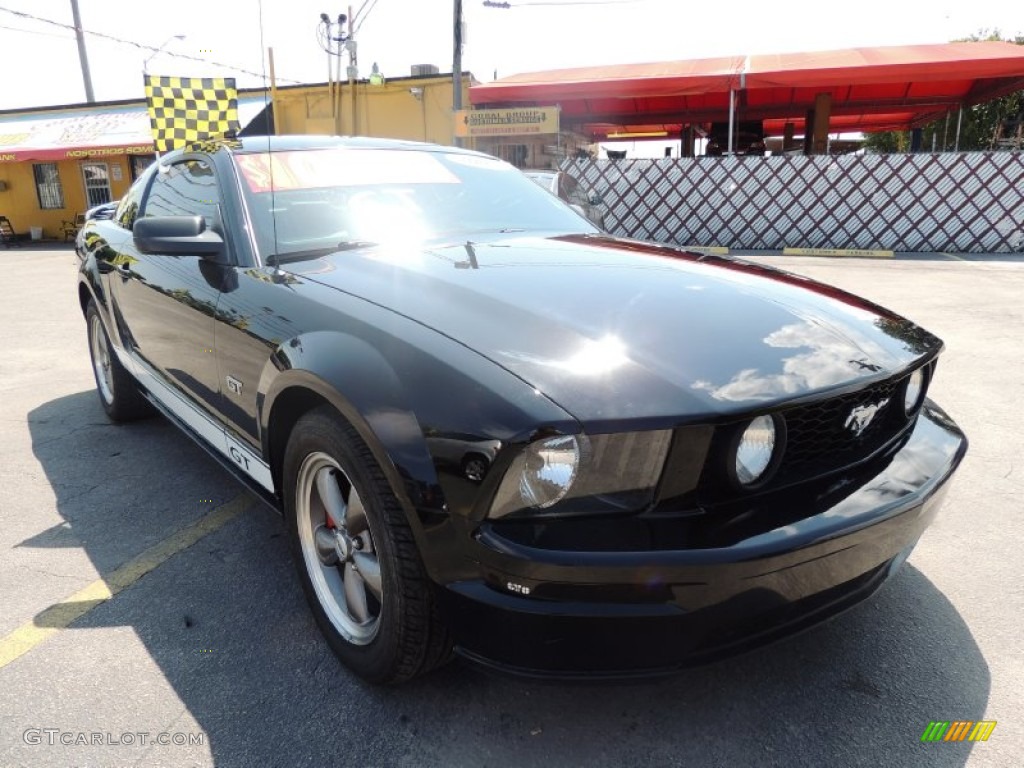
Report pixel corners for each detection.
[845,398,889,436]
[226,375,243,396]
[507,582,531,595]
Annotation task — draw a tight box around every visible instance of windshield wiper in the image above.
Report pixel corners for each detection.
[270,240,378,263]
[335,239,378,250]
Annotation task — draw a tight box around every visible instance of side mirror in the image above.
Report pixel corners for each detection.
[134,216,225,260]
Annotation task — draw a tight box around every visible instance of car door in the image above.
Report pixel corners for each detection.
[110,157,229,425]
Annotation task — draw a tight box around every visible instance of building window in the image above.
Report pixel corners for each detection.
[81,162,112,208]
[33,163,65,209]
[130,154,156,181]
[493,144,530,168]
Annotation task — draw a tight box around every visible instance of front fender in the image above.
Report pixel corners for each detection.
[258,331,438,521]
[256,324,578,585]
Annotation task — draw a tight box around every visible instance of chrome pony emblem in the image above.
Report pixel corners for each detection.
[845,398,889,436]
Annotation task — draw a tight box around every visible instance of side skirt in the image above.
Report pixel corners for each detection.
[137,387,282,515]
[112,344,282,515]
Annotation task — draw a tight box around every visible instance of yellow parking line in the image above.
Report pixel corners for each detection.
[0,493,253,670]
[783,247,894,258]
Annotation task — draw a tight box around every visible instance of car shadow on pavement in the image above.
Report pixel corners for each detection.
[21,390,989,768]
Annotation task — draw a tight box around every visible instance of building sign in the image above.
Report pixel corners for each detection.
[0,98,265,164]
[455,107,559,138]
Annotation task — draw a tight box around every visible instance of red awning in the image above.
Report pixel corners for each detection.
[0,107,155,163]
[470,55,745,102]
[0,99,269,163]
[469,41,1024,136]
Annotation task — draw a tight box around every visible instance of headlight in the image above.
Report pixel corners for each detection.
[733,415,778,486]
[489,431,672,519]
[519,435,580,508]
[903,368,925,414]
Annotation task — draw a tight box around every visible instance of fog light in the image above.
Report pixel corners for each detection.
[735,415,777,486]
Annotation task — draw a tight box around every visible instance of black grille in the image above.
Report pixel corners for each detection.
[696,365,932,504]
[774,376,907,485]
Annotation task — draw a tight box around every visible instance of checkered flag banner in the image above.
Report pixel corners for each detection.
[144,75,240,153]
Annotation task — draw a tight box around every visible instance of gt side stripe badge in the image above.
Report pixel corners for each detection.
[115,349,274,492]
[226,375,243,396]
[224,432,274,491]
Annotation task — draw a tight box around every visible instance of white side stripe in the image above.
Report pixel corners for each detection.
[115,347,275,492]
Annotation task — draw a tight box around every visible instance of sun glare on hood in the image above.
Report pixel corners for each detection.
[556,335,630,375]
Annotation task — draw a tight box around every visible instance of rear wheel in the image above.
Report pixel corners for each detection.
[85,300,150,422]
[283,406,452,683]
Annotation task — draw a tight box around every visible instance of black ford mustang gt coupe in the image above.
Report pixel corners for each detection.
[77,135,967,684]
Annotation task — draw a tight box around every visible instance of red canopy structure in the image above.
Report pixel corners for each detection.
[469,42,1024,140]
[0,98,269,163]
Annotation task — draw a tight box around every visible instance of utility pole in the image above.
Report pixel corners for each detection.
[318,13,349,134]
[348,6,357,135]
[69,0,95,102]
[453,0,463,146]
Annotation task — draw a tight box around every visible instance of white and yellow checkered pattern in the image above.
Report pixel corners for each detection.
[144,75,240,153]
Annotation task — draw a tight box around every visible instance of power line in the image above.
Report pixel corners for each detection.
[0,21,73,39]
[354,0,382,35]
[0,5,304,83]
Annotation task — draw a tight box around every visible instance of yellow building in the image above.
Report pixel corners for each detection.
[271,71,471,146]
[0,101,156,241]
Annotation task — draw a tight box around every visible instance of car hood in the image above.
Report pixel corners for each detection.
[287,234,941,424]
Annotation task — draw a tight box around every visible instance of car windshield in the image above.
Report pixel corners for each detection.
[234,147,595,259]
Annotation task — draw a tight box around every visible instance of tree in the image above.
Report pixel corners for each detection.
[863,31,1024,153]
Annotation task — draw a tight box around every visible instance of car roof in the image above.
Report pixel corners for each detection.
[177,134,485,158]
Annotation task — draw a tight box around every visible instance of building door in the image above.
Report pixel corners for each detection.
[81,162,112,208]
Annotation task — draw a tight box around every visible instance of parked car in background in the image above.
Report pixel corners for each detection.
[76,201,119,255]
[77,135,966,684]
[523,169,606,229]
[85,200,119,221]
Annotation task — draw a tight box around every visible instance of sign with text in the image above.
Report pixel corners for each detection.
[455,107,559,138]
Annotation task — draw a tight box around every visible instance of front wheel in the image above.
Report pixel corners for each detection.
[85,299,151,422]
[283,406,452,683]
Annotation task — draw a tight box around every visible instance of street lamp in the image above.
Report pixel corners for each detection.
[143,34,186,73]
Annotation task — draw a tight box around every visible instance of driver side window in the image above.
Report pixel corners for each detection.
[115,176,146,230]
[141,160,222,232]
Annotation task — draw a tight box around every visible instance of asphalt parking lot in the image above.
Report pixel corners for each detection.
[1,245,1021,768]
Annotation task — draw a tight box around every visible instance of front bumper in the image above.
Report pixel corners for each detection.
[436,402,967,678]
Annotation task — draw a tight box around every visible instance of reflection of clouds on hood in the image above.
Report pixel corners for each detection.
[499,335,630,377]
[692,320,895,403]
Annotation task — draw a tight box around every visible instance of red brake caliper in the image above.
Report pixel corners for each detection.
[324,471,337,529]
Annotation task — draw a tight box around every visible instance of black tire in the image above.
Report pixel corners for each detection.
[283,406,452,683]
[85,299,151,422]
